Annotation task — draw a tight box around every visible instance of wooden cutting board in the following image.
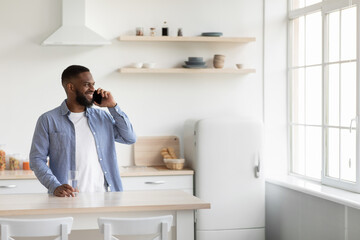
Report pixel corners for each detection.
[134,136,180,166]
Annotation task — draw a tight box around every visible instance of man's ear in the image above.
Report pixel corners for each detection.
[66,82,74,92]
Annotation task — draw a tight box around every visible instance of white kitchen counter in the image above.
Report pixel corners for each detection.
[0,166,193,180]
[0,190,208,216]
[0,190,209,240]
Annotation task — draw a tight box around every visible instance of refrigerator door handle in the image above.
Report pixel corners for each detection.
[255,155,261,178]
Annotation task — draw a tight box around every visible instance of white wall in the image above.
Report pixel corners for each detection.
[264,0,288,175]
[0,0,264,166]
[266,183,360,240]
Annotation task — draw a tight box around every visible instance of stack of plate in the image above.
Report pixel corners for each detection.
[183,57,207,69]
[201,32,223,37]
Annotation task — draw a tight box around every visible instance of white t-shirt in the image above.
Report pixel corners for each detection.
[69,112,105,192]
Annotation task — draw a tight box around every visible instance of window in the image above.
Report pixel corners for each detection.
[289,0,359,192]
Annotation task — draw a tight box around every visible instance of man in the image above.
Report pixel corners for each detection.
[30,65,136,197]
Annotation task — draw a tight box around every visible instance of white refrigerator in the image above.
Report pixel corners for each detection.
[184,117,265,240]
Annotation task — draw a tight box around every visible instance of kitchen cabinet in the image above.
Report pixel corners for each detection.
[122,175,193,194]
[0,167,194,194]
[0,170,47,194]
[0,176,193,194]
[0,179,47,194]
[120,166,194,194]
[118,35,256,74]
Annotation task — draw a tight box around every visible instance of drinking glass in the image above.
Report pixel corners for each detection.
[68,170,79,196]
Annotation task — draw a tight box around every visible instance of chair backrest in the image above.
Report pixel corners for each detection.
[98,215,173,240]
[0,217,73,240]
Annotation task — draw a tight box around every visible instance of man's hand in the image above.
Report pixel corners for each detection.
[54,184,77,197]
[94,88,117,108]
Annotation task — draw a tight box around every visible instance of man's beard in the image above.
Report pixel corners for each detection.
[75,89,94,108]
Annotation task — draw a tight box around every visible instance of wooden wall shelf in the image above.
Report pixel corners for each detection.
[118,68,256,74]
[118,36,256,43]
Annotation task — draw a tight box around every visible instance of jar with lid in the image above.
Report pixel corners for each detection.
[150,27,156,36]
[162,21,169,36]
[136,27,144,36]
[23,161,30,170]
[177,28,183,36]
[0,144,6,170]
[19,154,30,170]
[9,153,21,170]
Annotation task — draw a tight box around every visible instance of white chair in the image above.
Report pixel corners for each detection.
[0,217,73,240]
[98,215,173,240]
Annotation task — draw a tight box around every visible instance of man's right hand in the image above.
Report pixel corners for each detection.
[54,184,77,197]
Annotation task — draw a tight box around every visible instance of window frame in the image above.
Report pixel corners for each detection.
[288,0,360,192]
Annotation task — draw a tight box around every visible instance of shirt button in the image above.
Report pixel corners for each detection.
[104,171,107,174]
[93,132,96,135]
[109,184,111,187]
[100,158,102,161]
[97,145,99,148]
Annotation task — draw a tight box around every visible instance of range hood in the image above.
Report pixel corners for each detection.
[42,0,111,46]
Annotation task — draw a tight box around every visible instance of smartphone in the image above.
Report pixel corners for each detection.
[93,91,102,104]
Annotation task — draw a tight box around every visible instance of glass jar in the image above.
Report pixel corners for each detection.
[0,144,6,170]
[150,27,156,36]
[177,28,183,36]
[23,161,30,170]
[136,27,144,36]
[9,153,21,170]
[20,154,30,170]
[162,21,168,36]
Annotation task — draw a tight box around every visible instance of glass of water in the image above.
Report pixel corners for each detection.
[68,170,79,196]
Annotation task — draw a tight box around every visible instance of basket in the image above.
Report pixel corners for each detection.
[163,158,185,170]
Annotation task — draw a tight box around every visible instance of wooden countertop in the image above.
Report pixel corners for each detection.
[119,166,194,177]
[0,170,37,180]
[0,167,194,180]
[0,190,210,216]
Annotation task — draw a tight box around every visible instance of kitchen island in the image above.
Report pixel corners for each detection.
[0,190,209,240]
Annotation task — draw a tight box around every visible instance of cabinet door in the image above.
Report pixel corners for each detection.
[0,179,47,194]
[121,175,193,193]
[197,229,264,240]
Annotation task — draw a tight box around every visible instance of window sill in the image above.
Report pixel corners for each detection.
[266,175,360,209]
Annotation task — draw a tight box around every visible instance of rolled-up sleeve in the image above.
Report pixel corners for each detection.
[108,105,137,144]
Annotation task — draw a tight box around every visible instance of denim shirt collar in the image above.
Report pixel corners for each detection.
[60,100,93,117]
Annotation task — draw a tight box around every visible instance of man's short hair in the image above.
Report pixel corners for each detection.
[61,65,90,86]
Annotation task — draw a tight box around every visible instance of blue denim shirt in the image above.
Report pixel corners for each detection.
[29,100,136,194]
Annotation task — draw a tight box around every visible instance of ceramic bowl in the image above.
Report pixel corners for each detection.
[236,64,243,69]
[132,62,143,68]
[201,32,223,37]
[185,61,206,65]
[188,57,203,62]
[143,63,156,68]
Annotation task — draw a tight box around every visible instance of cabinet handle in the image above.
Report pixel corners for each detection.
[0,185,17,189]
[255,154,261,178]
[145,181,165,185]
